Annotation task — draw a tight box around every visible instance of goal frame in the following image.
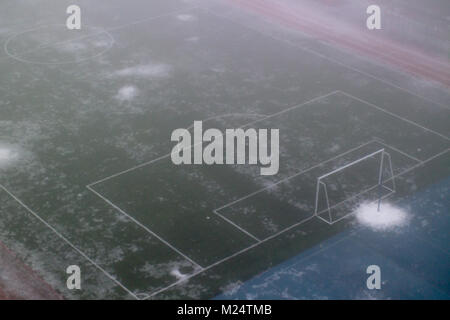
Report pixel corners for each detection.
[314,149,395,224]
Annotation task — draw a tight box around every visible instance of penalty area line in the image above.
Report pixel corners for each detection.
[87,185,204,270]
[87,91,340,187]
[145,149,450,298]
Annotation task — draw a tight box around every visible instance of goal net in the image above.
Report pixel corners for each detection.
[314,149,395,224]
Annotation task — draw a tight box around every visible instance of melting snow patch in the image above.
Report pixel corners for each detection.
[0,148,12,160]
[221,282,243,296]
[356,202,409,231]
[0,146,17,165]
[170,268,188,281]
[185,36,200,43]
[177,14,197,22]
[115,85,138,102]
[114,64,171,78]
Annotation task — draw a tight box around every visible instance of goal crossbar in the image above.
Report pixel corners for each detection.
[318,149,386,180]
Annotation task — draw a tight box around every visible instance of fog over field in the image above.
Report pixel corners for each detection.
[0,0,449,301]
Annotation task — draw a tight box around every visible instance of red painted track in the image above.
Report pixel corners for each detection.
[227,0,450,87]
[0,240,63,300]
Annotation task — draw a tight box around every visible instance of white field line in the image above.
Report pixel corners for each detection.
[389,147,450,178]
[0,184,139,300]
[1,6,200,64]
[86,92,339,260]
[4,28,116,65]
[91,138,386,296]
[259,0,450,72]
[89,97,443,296]
[144,147,450,298]
[87,91,339,187]
[215,139,378,212]
[217,144,408,228]
[373,138,423,163]
[145,214,317,299]
[338,91,450,142]
[4,3,448,298]
[212,209,261,242]
[316,185,395,224]
[86,185,203,270]
[319,147,450,225]
[89,87,447,297]
[200,6,450,111]
[316,184,394,217]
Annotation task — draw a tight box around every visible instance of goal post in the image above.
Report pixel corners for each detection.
[314,149,395,224]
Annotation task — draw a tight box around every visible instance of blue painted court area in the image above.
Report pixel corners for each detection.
[216,177,450,300]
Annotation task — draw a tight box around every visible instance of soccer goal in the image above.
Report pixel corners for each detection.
[314,149,395,224]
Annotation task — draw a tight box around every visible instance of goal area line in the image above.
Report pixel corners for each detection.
[90,140,432,298]
[83,88,445,297]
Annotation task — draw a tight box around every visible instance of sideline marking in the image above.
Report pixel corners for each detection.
[201,5,450,111]
[88,90,448,297]
[339,91,450,142]
[86,184,204,270]
[0,184,139,300]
